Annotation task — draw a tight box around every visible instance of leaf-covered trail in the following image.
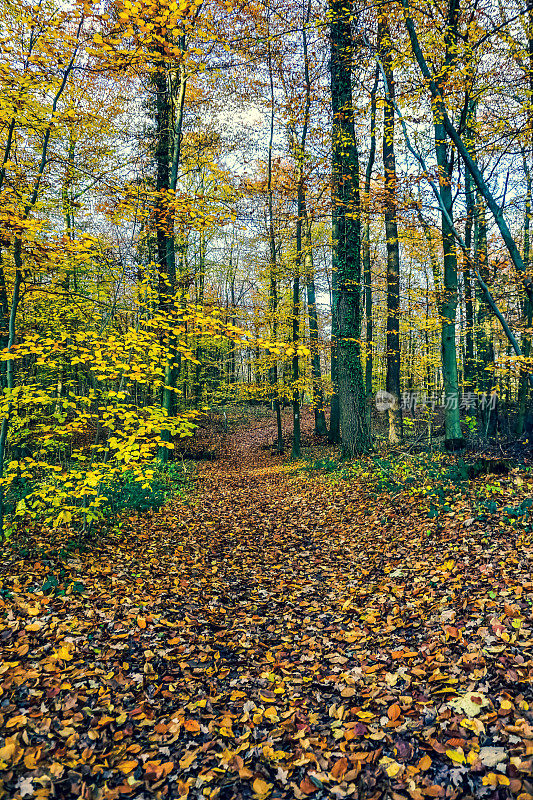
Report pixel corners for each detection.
[1,411,533,800]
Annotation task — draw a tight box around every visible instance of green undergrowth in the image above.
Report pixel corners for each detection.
[302,449,533,533]
[1,459,194,561]
[100,459,192,521]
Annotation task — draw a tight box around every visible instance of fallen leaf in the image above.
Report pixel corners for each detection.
[387,703,401,722]
[117,760,138,775]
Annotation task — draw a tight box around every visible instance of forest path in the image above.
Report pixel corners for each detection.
[1,409,532,799]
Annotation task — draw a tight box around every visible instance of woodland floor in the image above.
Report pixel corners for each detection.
[1,409,533,800]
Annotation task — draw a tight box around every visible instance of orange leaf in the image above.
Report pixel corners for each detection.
[144,760,162,780]
[387,703,401,722]
[239,767,254,779]
[425,786,445,797]
[299,777,318,795]
[504,603,519,618]
[184,719,200,733]
[419,754,432,771]
[331,757,349,779]
[137,615,146,629]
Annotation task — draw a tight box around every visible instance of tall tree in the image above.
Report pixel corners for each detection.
[266,23,284,452]
[378,13,403,443]
[363,69,379,418]
[329,0,371,456]
[288,0,313,459]
[305,216,328,436]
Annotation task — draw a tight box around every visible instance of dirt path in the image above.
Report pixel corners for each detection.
[1,410,532,800]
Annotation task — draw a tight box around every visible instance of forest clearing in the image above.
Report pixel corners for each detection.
[1,408,533,800]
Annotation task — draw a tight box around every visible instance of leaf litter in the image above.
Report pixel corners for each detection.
[1,409,533,800]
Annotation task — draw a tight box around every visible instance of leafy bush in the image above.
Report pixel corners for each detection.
[502,497,533,527]
[2,457,193,541]
[370,453,468,497]
[100,462,190,520]
[308,456,339,472]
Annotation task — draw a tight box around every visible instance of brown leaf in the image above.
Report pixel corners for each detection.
[154,722,168,734]
[425,786,445,797]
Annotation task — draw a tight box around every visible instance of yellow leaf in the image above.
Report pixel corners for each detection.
[179,751,196,769]
[461,718,485,735]
[482,773,509,787]
[6,715,27,729]
[53,509,71,528]
[56,645,73,661]
[117,759,138,775]
[380,756,402,777]
[264,707,279,723]
[0,742,16,761]
[252,777,272,797]
[446,748,465,764]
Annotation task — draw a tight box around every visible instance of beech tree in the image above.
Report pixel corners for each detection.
[329,0,371,456]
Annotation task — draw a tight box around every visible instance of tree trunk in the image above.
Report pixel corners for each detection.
[329,209,341,444]
[473,194,496,436]
[291,262,301,458]
[305,219,328,436]
[433,122,463,450]
[154,62,177,461]
[515,0,533,435]
[363,68,379,423]
[463,170,475,391]
[330,0,371,456]
[194,230,205,404]
[266,29,283,452]
[290,0,312,459]
[379,17,403,443]
[516,157,532,435]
